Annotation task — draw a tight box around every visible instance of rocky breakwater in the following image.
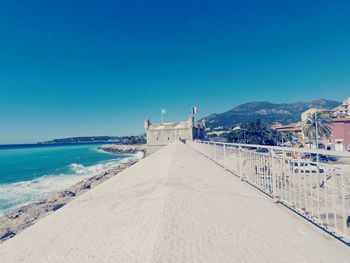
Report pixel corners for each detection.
[98,144,147,155]
[0,159,139,243]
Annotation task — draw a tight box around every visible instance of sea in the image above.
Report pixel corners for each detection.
[0,143,131,214]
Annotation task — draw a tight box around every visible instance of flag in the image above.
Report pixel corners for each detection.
[192,106,199,114]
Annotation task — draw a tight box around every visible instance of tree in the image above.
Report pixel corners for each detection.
[280,132,294,146]
[226,120,282,145]
[303,112,332,148]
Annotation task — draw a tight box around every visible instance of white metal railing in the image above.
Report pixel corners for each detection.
[187,140,350,246]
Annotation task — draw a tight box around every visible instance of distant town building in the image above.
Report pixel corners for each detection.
[270,96,350,151]
[330,118,350,152]
[206,130,228,137]
[272,122,303,139]
[297,97,350,150]
[144,115,205,146]
[301,108,331,122]
[333,97,350,118]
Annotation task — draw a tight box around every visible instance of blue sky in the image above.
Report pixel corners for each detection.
[0,0,350,143]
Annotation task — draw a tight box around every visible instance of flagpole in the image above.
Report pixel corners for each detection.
[161,109,166,124]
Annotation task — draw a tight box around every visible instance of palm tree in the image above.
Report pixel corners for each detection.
[303,112,332,148]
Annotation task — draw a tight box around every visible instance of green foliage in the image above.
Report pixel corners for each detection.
[226,120,282,145]
[281,132,294,143]
[303,112,332,143]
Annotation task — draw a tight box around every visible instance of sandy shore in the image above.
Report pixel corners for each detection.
[0,151,140,243]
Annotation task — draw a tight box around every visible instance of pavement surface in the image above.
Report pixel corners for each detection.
[0,141,349,262]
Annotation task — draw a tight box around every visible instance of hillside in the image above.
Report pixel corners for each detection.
[38,135,146,145]
[203,99,340,129]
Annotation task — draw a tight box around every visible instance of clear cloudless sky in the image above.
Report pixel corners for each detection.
[0,0,350,144]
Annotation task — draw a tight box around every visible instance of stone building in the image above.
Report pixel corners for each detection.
[144,115,205,146]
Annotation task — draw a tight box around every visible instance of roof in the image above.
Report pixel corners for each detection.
[332,117,350,123]
[272,122,302,131]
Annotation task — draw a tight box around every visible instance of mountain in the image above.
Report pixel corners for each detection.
[203,99,341,129]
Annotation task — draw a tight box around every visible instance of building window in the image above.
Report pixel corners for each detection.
[168,137,169,140]
[157,137,158,141]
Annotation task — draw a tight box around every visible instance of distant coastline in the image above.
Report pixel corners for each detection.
[0,142,106,150]
[38,135,146,145]
[0,135,146,150]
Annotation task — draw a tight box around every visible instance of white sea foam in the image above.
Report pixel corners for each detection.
[0,156,137,215]
[134,151,145,160]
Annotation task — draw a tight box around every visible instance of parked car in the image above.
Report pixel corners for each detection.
[324,155,337,162]
[292,162,325,174]
[301,153,337,163]
[301,154,311,160]
[310,154,338,163]
[256,148,269,153]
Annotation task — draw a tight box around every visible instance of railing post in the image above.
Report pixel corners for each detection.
[239,146,244,181]
[223,144,226,169]
[340,169,347,234]
[214,143,217,162]
[333,168,338,231]
[316,153,321,220]
[270,149,279,203]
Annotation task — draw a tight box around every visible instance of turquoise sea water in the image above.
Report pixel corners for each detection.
[0,144,129,214]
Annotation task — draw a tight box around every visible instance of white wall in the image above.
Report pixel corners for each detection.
[147,128,193,145]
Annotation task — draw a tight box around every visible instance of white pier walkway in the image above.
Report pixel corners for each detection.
[0,141,349,262]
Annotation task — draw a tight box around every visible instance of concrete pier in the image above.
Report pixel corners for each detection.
[0,141,349,262]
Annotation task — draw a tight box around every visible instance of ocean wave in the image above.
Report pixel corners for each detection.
[0,156,137,214]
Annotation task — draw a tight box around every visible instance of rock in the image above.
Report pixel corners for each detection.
[94,172,109,181]
[52,204,65,211]
[63,191,76,197]
[0,230,16,241]
[98,144,146,155]
[7,211,22,220]
[81,182,91,190]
